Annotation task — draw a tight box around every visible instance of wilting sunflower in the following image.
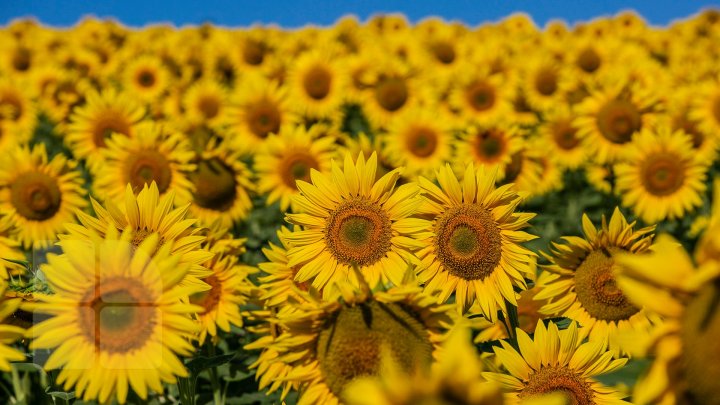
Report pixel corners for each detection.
[614,127,707,224]
[614,234,720,405]
[411,163,537,316]
[0,144,87,249]
[455,122,524,181]
[538,106,587,170]
[63,183,213,290]
[66,88,145,169]
[382,107,454,179]
[344,326,503,405]
[483,321,629,405]
[287,50,347,119]
[29,227,201,404]
[537,208,657,356]
[121,54,170,103]
[184,142,254,229]
[226,74,291,154]
[284,153,422,292]
[255,124,336,212]
[246,284,454,405]
[93,122,195,202]
[191,253,254,344]
[574,82,660,163]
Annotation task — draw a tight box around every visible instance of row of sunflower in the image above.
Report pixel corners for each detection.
[0,8,718,405]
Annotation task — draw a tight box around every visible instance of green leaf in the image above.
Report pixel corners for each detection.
[186,353,236,375]
[46,391,76,401]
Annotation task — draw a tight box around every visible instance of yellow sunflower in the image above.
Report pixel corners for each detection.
[614,234,720,404]
[667,85,719,163]
[287,50,347,119]
[0,79,36,142]
[0,280,25,370]
[120,54,170,103]
[483,321,629,405]
[537,106,587,170]
[362,60,419,128]
[448,62,514,126]
[689,77,720,137]
[0,218,26,279]
[283,152,422,293]
[0,144,87,249]
[455,121,524,181]
[245,284,454,405]
[382,107,454,179]
[537,208,657,356]
[182,79,229,130]
[66,88,145,169]
[411,163,537,317]
[63,183,213,290]
[614,127,707,224]
[521,54,572,113]
[254,124,336,212]
[257,227,313,308]
[28,227,201,404]
[93,122,195,202]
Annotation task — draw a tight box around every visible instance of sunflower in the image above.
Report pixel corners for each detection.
[63,183,213,290]
[246,284,454,405]
[362,60,419,127]
[521,55,571,113]
[92,122,195,202]
[287,50,347,119]
[344,325,503,405]
[0,218,26,279]
[455,121,524,181]
[537,106,587,170]
[382,107,454,179]
[410,163,537,317]
[28,226,201,404]
[614,234,720,404]
[483,321,629,405]
[0,79,36,143]
[184,142,254,229]
[66,88,145,169]
[191,252,255,344]
[283,152,422,293]
[0,144,87,249]
[614,127,707,224]
[257,227,313,308]
[537,208,657,356]
[121,54,170,103]
[254,124,336,212]
[574,82,660,164]
[0,280,25,370]
[182,79,229,130]
[667,86,719,163]
[689,77,720,139]
[448,62,514,126]
[500,149,545,198]
[225,74,292,154]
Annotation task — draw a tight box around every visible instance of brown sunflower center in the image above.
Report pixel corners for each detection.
[434,204,502,281]
[574,249,639,322]
[190,275,222,314]
[125,150,172,194]
[681,282,720,405]
[576,47,601,73]
[136,69,156,88]
[375,77,408,112]
[535,68,558,96]
[192,158,237,212]
[12,48,31,72]
[431,41,456,64]
[317,301,433,398]
[78,277,157,353]
[246,99,281,138]
[91,110,132,148]
[279,152,320,187]
[596,99,641,144]
[520,366,595,405]
[552,120,581,150]
[639,152,685,196]
[303,66,332,100]
[473,129,507,162]
[466,81,496,112]
[0,92,23,122]
[325,199,392,267]
[504,152,524,183]
[198,95,221,119]
[243,40,266,66]
[10,171,62,221]
[405,126,439,158]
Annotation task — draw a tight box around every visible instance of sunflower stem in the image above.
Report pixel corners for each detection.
[505,300,520,350]
[206,341,223,405]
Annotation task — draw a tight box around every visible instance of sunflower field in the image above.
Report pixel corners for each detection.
[0,9,720,405]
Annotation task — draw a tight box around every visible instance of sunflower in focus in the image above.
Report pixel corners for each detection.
[483,321,629,405]
[246,284,454,405]
[537,208,657,356]
[93,122,195,202]
[411,163,536,316]
[614,127,707,224]
[121,54,170,103]
[64,183,213,290]
[29,227,201,404]
[66,88,145,168]
[255,124,336,212]
[0,144,87,249]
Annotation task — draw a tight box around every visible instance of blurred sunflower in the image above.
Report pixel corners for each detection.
[537,107,587,170]
[0,79,36,142]
[411,163,536,316]
[254,124,336,212]
[614,127,707,224]
[29,227,201,404]
[0,218,25,279]
[537,208,657,356]
[121,54,170,102]
[448,63,513,126]
[362,61,418,127]
[0,280,26,370]
[93,122,195,202]
[455,122,523,181]
[257,227,312,308]
[182,79,229,129]
[287,50,347,119]
[522,55,571,113]
[0,144,87,249]
[689,77,720,137]
[483,321,629,405]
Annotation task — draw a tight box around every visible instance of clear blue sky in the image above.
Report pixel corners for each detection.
[0,0,716,28]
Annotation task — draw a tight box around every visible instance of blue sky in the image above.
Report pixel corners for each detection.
[0,0,716,28]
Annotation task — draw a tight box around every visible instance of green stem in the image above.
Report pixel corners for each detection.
[10,366,24,403]
[177,376,196,405]
[206,342,223,405]
[505,300,520,350]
